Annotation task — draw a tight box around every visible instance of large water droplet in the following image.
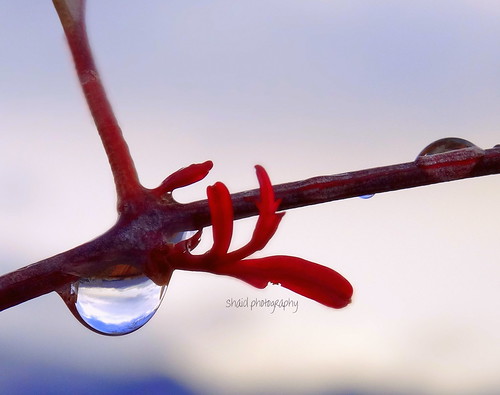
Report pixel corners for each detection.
[68,276,166,336]
[60,231,191,336]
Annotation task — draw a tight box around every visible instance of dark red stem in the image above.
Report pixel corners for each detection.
[0,256,78,311]
[182,146,500,229]
[53,0,143,212]
[2,145,500,311]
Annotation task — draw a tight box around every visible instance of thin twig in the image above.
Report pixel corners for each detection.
[183,145,500,229]
[53,0,143,210]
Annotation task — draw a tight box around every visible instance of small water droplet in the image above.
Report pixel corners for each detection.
[417,137,478,156]
[359,194,374,199]
[60,231,190,336]
[415,137,484,180]
[170,230,197,244]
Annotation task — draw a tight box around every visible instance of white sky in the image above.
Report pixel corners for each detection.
[1,1,500,394]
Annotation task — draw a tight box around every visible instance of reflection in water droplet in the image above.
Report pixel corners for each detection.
[60,231,190,336]
[70,276,166,336]
[359,194,374,199]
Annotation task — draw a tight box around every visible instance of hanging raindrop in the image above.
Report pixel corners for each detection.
[59,231,191,336]
[66,275,166,336]
[359,194,374,199]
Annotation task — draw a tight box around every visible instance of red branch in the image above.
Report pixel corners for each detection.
[2,146,500,311]
[53,0,143,212]
[182,145,500,229]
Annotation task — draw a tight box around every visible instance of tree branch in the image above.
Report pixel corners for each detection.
[2,143,499,311]
[183,143,498,229]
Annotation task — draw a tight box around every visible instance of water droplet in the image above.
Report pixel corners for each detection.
[59,231,191,336]
[415,137,484,180]
[359,194,374,199]
[68,276,166,336]
[417,137,478,156]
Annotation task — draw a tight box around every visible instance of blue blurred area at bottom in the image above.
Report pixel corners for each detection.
[2,372,197,395]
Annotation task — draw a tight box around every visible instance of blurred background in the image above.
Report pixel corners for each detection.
[1,1,500,394]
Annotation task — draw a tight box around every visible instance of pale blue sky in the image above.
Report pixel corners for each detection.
[1,1,500,394]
